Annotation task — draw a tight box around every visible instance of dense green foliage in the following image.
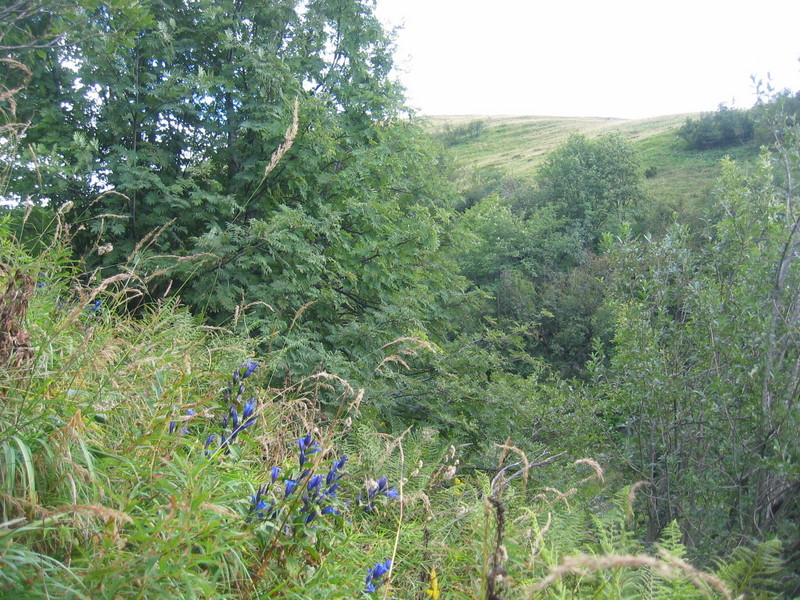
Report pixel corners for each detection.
[531,134,643,249]
[677,105,754,150]
[2,1,800,597]
[4,0,482,433]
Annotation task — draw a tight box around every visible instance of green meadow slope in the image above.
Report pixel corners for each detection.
[427,113,763,216]
[426,113,693,176]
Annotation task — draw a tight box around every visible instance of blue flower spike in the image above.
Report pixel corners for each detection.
[218,359,260,452]
[271,466,281,483]
[364,559,392,594]
[182,409,195,434]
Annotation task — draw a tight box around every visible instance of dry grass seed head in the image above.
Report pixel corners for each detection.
[0,58,32,113]
[261,96,299,182]
[233,300,275,326]
[626,480,653,520]
[529,551,739,600]
[573,458,604,484]
[491,442,531,496]
[540,487,576,510]
[289,301,316,332]
[376,337,436,373]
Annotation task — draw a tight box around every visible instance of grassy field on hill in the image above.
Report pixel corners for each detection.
[427,113,763,222]
[426,113,694,176]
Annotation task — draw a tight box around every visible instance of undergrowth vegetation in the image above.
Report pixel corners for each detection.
[0,214,791,599]
[2,2,799,598]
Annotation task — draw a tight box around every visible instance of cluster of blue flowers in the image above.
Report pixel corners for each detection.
[357,475,399,511]
[160,354,401,593]
[247,434,348,528]
[364,559,392,594]
[204,358,259,455]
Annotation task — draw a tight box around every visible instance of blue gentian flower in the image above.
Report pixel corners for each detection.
[86,299,102,312]
[326,454,348,485]
[247,486,272,522]
[296,434,321,466]
[204,434,216,456]
[239,358,259,379]
[285,479,297,498]
[307,474,322,492]
[242,398,256,420]
[360,475,399,510]
[364,559,392,594]
[372,560,391,579]
[271,466,281,483]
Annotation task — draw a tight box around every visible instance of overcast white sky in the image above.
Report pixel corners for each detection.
[374,0,800,119]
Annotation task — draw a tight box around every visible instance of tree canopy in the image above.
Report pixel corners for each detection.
[533,133,643,249]
[3,0,474,422]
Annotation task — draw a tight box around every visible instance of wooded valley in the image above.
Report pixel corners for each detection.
[1,1,798,598]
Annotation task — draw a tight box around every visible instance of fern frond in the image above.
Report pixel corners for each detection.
[715,539,785,600]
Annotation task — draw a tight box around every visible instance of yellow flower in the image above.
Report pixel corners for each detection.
[426,568,440,599]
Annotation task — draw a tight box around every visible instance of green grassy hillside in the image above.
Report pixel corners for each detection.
[426,113,694,176]
[428,113,763,224]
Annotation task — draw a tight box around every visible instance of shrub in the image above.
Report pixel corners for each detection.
[677,104,754,150]
[438,119,486,146]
